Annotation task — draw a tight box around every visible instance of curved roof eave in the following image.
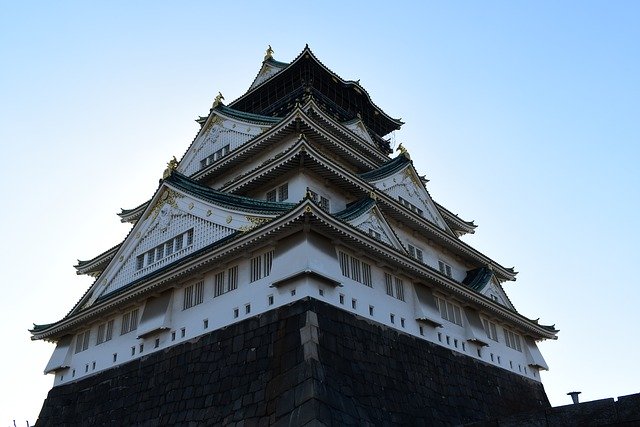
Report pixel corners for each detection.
[228,45,403,130]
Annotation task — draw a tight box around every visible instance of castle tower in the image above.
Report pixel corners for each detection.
[32,46,557,425]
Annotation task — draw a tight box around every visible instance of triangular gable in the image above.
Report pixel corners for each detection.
[480,278,515,311]
[248,58,289,91]
[365,156,451,233]
[79,174,292,309]
[342,117,375,147]
[178,106,278,177]
[335,198,404,251]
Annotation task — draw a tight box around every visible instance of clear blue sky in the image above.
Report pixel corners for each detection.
[1,1,639,423]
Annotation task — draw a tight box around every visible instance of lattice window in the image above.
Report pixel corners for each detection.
[408,244,424,262]
[75,330,91,353]
[200,144,230,169]
[183,281,204,310]
[214,266,239,297]
[267,183,288,202]
[339,251,372,287]
[435,297,463,326]
[250,250,274,282]
[482,318,499,342]
[137,229,194,271]
[438,260,453,278]
[96,319,114,345]
[308,189,330,212]
[384,273,405,301]
[120,308,139,335]
[504,328,522,351]
[398,196,423,216]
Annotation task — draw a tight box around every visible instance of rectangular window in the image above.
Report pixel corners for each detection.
[200,145,230,169]
[267,183,288,202]
[399,196,424,216]
[75,330,91,354]
[212,266,238,297]
[385,272,405,301]
[183,281,204,310]
[96,319,114,345]
[438,260,453,278]
[136,229,195,270]
[435,297,463,326]
[120,308,139,335]
[250,250,274,282]
[504,328,522,351]
[339,251,372,287]
[482,318,499,341]
[309,189,330,212]
[408,244,424,262]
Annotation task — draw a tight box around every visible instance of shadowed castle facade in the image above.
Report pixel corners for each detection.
[32,46,558,425]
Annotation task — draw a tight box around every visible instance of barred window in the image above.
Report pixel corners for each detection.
[504,328,522,351]
[183,281,204,310]
[438,260,453,278]
[75,330,91,353]
[435,297,463,326]
[214,266,239,297]
[96,319,114,345]
[384,273,405,301]
[482,318,499,342]
[250,250,274,282]
[338,251,372,287]
[398,196,424,216]
[309,189,330,212]
[408,244,424,262]
[200,144,230,169]
[137,228,194,270]
[120,308,139,335]
[267,183,288,202]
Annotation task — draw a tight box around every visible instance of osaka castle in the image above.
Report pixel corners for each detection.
[32,46,558,425]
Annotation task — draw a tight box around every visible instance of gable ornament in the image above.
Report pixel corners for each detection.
[264,45,274,61]
[163,156,179,179]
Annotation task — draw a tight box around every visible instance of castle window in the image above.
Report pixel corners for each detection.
[96,319,114,345]
[250,250,274,282]
[438,260,453,278]
[407,244,424,262]
[120,308,139,335]
[308,189,330,212]
[214,265,239,297]
[398,196,423,216]
[268,294,274,305]
[267,183,288,202]
[339,251,372,287]
[369,305,374,316]
[504,328,522,352]
[137,229,195,270]
[368,229,382,240]
[183,280,204,310]
[74,330,91,354]
[200,144,230,169]
[482,318,499,342]
[384,273,405,301]
[435,297,463,326]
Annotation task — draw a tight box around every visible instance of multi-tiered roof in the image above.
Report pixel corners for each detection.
[32,46,556,385]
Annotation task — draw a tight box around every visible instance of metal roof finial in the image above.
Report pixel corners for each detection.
[264,45,274,60]
[396,143,410,159]
[163,156,179,179]
[212,92,224,108]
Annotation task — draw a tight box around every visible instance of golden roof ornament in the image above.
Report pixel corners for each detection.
[212,92,224,108]
[264,45,274,61]
[396,143,411,159]
[163,156,178,179]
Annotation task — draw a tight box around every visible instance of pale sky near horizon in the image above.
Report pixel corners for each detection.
[1,1,639,424]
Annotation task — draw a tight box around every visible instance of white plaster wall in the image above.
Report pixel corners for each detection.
[50,234,542,387]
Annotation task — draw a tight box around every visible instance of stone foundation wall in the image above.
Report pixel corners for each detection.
[35,298,550,426]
